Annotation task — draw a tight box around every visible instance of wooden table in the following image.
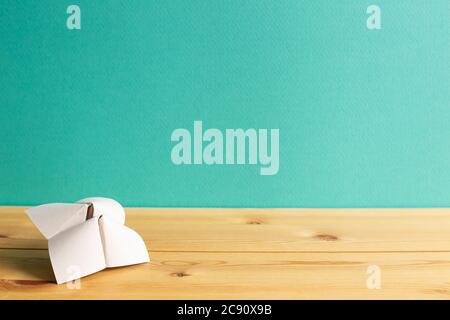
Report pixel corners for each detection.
[2,206,450,299]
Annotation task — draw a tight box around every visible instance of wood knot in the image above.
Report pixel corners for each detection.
[171,272,190,278]
[314,234,339,241]
[0,234,8,238]
[247,220,262,225]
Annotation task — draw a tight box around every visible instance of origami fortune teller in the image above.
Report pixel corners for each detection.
[26,197,150,284]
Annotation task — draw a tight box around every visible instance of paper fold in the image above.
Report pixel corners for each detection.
[26,203,89,239]
[26,197,150,284]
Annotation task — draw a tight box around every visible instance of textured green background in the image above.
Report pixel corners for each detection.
[0,1,449,207]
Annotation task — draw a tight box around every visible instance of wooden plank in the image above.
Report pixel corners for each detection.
[3,206,450,299]
[2,206,450,252]
[2,249,450,299]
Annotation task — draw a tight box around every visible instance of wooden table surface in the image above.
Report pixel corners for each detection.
[2,206,450,299]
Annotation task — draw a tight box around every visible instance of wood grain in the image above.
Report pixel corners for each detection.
[1,206,450,299]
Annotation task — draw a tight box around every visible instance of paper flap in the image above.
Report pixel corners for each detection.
[26,203,89,239]
[48,218,106,284]
[99,216,150,268]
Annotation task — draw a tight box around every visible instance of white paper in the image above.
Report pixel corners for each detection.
[49,218,106,284]
[26,197,150,284]
[26,203,88,239]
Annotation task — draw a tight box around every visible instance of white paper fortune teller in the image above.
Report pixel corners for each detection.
[26,197,150,284]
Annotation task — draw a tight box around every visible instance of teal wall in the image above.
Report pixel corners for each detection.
[0,1,449,207]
